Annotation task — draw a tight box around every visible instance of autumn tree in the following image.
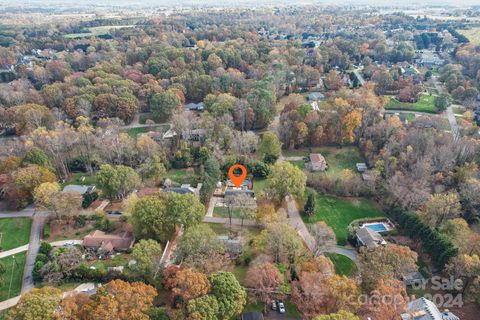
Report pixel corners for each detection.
[255,222,306,264]
[258,132,282,163]
[359,280,408,320]
[164,268,211,307]
[359,244,418,292]
[244,262,284,311]
[292,272,360,318]
[7,287,62,320]
[420,192,461,229]
[50,191,82,220]
[266,161,306,203]
[309,222,336,256]
[255,202,279,224]
[83,280,157,320]
[33,182,60,210]
[209,272,246,319]
[12,165,57,201]
[314,310,360,320]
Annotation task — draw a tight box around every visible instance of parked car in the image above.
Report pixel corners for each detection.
[278,301,285,314]
[271,301,277,311]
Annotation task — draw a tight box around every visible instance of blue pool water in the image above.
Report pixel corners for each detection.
[365,223,388,232]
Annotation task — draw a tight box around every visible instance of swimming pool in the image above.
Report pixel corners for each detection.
[365,223,388,232]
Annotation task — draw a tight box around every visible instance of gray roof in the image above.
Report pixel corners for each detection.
[307,92,325,101]
[163,187,194,195]
[401,298,459,320]
[356,227,385,248]
[63,185,95,195]
[224,190,255,198]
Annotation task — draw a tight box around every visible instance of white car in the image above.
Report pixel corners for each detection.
[277,301,285,314]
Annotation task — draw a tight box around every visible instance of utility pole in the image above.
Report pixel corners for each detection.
[8,255,16,299]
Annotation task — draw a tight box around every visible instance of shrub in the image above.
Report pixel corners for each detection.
[74,215,87,228]
[39,242,53,256]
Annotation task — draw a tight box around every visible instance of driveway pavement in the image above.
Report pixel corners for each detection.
[21,214,46,293]
[284,196,358,263]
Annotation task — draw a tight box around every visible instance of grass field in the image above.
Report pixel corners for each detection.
[303,194,385,245]
[385,95,437,113]
[62,172,95,188]
[326,253,358,277]
[64,25,135,38]
[283,146,363,177]
[126,127,149,137]
[459,28,480,45]
[0,252,27,301]
[213,206,242,218]
[0,218,32,251]
[252,178,268,195]
[165,168,195,185]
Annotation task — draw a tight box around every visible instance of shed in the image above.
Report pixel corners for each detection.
[309,153,328,172]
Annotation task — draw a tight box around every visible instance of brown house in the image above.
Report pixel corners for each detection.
[83,230,134,252]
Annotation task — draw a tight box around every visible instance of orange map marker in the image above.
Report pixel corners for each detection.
[228,164,247,188]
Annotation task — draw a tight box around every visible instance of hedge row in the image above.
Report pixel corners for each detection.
[389,207,458,269]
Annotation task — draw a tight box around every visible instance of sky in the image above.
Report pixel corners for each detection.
[1,0,479,7]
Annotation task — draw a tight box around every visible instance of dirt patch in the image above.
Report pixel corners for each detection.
[49,220,95,241]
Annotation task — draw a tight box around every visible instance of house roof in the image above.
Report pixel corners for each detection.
[307,92,325,101]
[310,153,327,171]
[356,227,385,248]
[401,297,459,320]
[63,185,95,195]
[163,187,194,195]
[224,189,255,198]
[83,230,134,251]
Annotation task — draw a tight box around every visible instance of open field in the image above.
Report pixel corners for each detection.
[283,146,363,177]
[64,25,135,38]
[459,28,480,45]
[62,172,95,188]
[386,95,437,113]
[0,218,32,251]
[0,252,27,301]
[303,194,385,245]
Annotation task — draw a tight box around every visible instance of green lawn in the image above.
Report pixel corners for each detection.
[303,194,385,245]
[385,95,437,113]
[0,218,32,251]
[233,265,248,285]
[62,172,95,188]
[125,127,149,137]
[213,206,242,218]
[64,25,135,38]
[165,168,199,185]
[326,253,357,277]
[289,160,305,170]
[253,178,268,195]
[283,146,363,177]
[0,252,27,301]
